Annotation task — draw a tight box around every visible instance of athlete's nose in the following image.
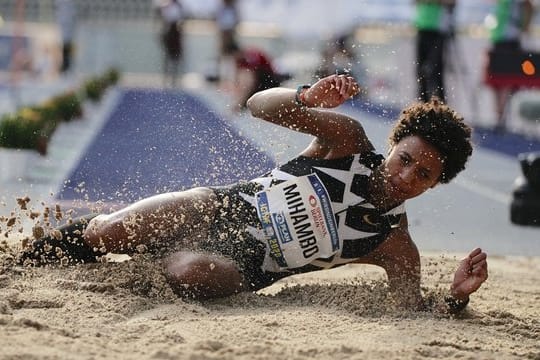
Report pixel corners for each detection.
[399,166,415,185]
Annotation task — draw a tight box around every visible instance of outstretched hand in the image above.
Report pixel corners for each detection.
[304,74,360,108]
[450,248,488,300]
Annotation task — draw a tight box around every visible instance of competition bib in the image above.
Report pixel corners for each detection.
[255,174,340,269]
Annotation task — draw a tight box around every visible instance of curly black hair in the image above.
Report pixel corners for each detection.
[388,98,473,183]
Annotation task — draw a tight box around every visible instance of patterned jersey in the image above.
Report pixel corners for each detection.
[240,151,406,273]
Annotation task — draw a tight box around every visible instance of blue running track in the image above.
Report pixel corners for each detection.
[58,89,540,210]
[57,89,275,205]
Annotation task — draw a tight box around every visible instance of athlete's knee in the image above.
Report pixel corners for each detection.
[182,187,217,210]
[163,251,245,300]
[83,214,124,252]
[185,186,215,198]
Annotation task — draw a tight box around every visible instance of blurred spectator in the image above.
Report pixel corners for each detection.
[315,33,366,88]
[155,0,185,87]
[34,44,60,81]
[414,0,456,102]
[55,0,77,74]
[9,46,32,75]
[217,0,240,56]
[485,0,534,132]
[216,0,240,84]
[232,45,281,110]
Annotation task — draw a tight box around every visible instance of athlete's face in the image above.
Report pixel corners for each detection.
[382,135,444,202]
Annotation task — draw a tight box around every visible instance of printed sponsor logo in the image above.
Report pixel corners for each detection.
[273,212,293,244]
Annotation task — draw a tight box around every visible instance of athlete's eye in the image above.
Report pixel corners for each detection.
[400,153,410,165]
[418,169,430,179]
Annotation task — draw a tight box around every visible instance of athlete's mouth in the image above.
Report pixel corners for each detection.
[389,179,409,198]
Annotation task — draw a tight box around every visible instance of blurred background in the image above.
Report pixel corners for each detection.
[2,0,540,128]
[0,0,539,256]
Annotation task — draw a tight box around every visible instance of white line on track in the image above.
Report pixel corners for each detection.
[454,176,512,205]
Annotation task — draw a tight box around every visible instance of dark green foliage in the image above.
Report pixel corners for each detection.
[0,67,121,154]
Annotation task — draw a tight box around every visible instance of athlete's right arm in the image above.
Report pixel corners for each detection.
[246,74,374,158]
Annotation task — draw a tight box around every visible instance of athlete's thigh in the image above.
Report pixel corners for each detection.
[163,251,246,300]
[85,187,217,251]
[117,187,218,236]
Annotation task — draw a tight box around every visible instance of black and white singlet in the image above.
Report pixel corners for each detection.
[203,151,405,290]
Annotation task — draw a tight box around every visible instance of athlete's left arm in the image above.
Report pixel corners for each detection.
[367,215,489,314]
[369,220,424,310]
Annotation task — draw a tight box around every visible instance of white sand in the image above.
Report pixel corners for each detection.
[1,236,538,360]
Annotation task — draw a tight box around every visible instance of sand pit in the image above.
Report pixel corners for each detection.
[0,237,538,360]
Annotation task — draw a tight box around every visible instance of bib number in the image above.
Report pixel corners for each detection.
[255,174,340,269]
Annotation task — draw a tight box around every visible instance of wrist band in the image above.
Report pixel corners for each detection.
[295,85,311,106]
[444,295,469,313]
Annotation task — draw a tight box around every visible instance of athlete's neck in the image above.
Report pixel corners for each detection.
[367,167,401,210]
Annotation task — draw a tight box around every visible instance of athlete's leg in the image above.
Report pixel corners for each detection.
[84,187,217,254]
[163,251,246,299]
[19,213,101,266]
